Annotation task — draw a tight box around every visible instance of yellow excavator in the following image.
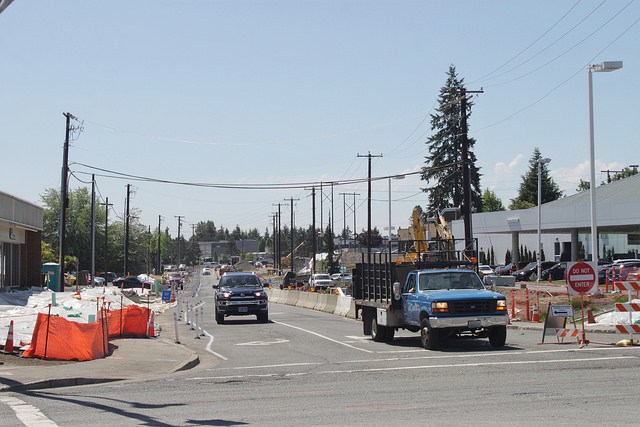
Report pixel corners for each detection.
[402,207,454,263]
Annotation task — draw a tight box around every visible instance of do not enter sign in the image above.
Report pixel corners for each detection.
[567,261,597,294]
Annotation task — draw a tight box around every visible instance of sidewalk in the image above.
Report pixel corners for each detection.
[0,326,199,392]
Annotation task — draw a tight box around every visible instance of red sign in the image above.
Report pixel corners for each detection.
[567,261,597,294]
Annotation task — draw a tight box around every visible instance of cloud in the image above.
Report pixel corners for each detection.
[553,160,625,196]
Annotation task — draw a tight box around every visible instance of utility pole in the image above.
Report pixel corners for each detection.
[357,152,382,262]
[457,88,483,256]
[270,213,277,266]
[124,184,131,276]
[157,215,162,274]
[147,225,151,275]
[339,192,360,252]
[58,112,75,291]
[100,197,112,274]
[175,216,184,265]
[309,187,317,274]
[285,198,299,274]
[90,175,96,286]
[191,224,196,266]
[273,203,282,272]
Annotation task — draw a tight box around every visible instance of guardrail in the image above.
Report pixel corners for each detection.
[266,288,356,319]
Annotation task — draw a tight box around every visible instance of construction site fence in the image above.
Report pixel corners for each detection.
[22,305,152,362]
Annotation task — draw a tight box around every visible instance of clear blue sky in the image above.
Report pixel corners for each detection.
[1,1,638,237]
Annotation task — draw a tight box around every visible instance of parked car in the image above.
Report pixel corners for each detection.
[598,263,615,284]
[99,272,119,283]
[331,273,352,283]
[91,275,106,286]
[493,263,514,276]
[478,265,495,276]
[512,261,557,281]
[213,272,268,324]
[113,276,149,289]
[615,261,640,281]
[540,262,567,281]
[309,274,334,291]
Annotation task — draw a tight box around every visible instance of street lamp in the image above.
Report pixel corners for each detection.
[537,157,551,281]
[388,175,405,257]
[588,61,623,263]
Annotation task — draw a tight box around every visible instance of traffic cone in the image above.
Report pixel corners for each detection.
[170,289,176,303]
[3,320,14,353]
[531,304,540,323]
[147,312,156,337]
[587,308,596,324]
[73,290,81,300]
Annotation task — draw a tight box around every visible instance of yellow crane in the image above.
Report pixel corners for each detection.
[281,242,305,268]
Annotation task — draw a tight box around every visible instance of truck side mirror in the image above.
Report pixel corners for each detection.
[392,282,401,300]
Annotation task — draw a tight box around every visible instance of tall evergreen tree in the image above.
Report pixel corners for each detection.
[421,65,482,216]
[509,147,562,209]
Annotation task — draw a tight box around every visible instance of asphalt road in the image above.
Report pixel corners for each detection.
[2,273,639,426]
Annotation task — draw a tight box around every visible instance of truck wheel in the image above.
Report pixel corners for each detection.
[420,318,440,350]
[371,317,385,342]
[257,312,269,323]
[384,327,395,342]
[216,310,225,324]
[488,325,506,347]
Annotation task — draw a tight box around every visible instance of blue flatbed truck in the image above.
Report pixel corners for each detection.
[353,249,508,350]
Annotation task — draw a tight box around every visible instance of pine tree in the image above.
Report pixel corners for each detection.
[509,147,562,209]
[421,65,482,216]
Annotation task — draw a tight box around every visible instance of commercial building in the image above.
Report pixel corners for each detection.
[0,190,43,290]
[452,173,640,264]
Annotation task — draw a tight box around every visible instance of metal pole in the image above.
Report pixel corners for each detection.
[388,177,392,260]
[588,67,597,263]
[91,174,96,286]
[537,161,542,281]
[158,215,162,274]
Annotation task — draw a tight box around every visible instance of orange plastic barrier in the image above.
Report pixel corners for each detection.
[23,306,151,361]
[23,313,107,361]
[106,306,151,338]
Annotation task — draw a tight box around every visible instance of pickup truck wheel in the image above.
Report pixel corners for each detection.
[420,318,440,350]
[488,325,506,347]
[257,312,269,323]
[215,310,225,324]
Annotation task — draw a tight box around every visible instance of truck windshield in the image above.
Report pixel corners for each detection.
[220,275,261,288]
[419,272,484,291]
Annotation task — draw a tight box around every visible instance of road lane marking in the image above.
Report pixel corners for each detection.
[207,362,322,371]
[202,329,228,361]
[316,356,637,375]
[235,339,290,346]
[272,320,373,353]
[0,395,58,427]
[201,345,640,372]
[187,355,636,381]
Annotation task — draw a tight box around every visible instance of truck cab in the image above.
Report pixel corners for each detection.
[399,269,508,349]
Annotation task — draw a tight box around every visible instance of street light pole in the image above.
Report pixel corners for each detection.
[588,61,622,263]
[537,158,551,281]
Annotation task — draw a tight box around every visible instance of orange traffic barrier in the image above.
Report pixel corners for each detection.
[147,311,156,338]
[531,304,540,322]
[3,320,14,353]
